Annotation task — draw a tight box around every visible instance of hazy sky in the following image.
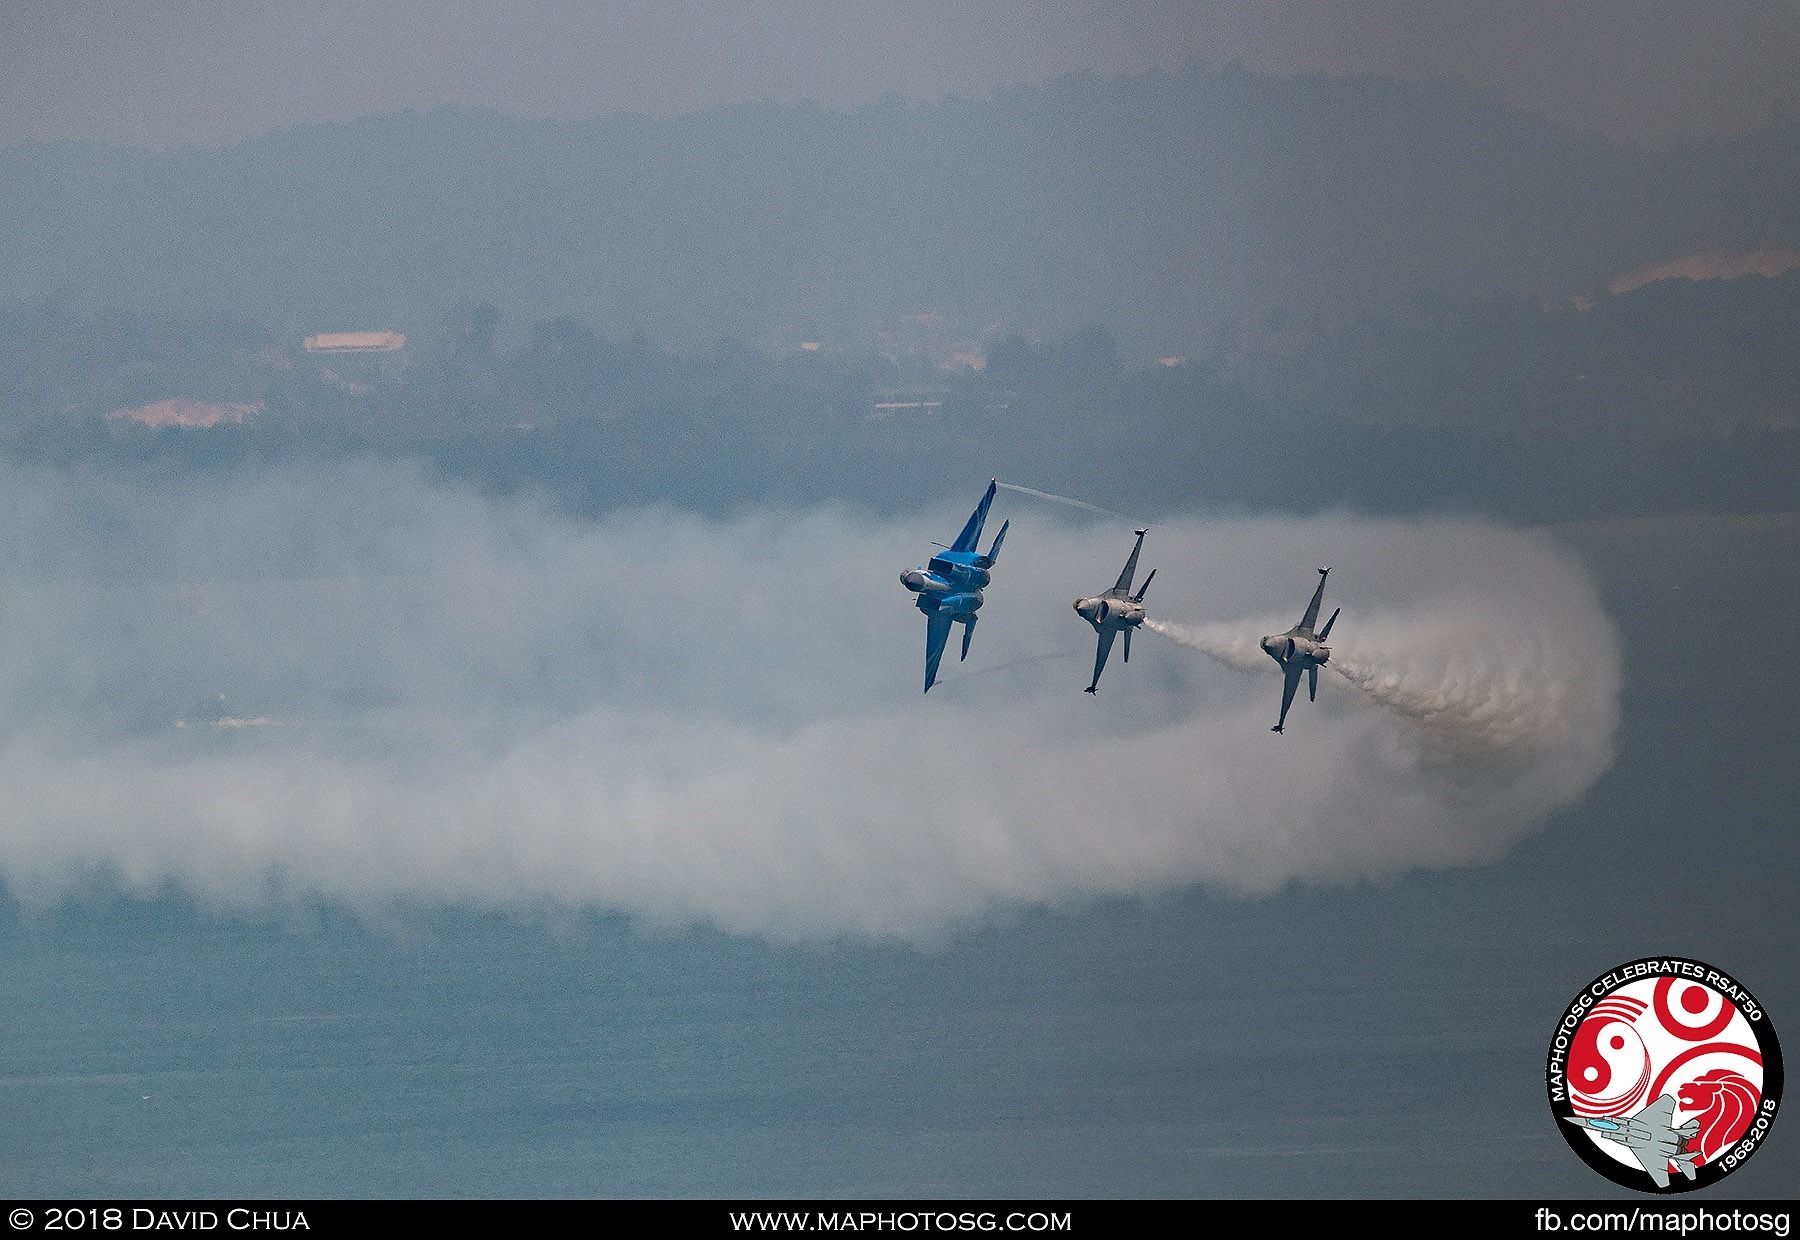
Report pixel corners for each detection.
[6,1,1797,151]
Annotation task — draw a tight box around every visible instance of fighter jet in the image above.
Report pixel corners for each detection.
[901,480,1009,692]
[1073,529,1155,693]
[1261,567,1339,733]
[1564,1095,1701,1188]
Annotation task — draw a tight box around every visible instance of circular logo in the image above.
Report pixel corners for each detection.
[1547,958,1782,1192]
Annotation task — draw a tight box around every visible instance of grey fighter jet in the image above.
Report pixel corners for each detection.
[1073,529,1155,693]
[1261,567,1339,733]
[1563,1095,1701,1188]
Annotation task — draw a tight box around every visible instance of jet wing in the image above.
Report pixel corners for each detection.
[1299,567,1330,634]
[1632,1150,1673,1190]
[1086,627,1118,693]
[950,480,998,554]
[1276,661,1304,730]
[1111,529,1147,594]
[923,609,954,693]
[1629,1096,1682,1188]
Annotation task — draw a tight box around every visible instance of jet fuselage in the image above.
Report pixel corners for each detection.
[1074,594,1146,630]
[1261,632,1330,668]
[902,554,991,597]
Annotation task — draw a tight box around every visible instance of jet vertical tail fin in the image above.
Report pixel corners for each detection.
[1318,606,1339,641]
[976,519,1009,568]
[951,480,998,553]
[1130,568,1155,604]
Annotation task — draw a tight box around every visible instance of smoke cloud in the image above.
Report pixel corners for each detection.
[0,465,1620,942]
[1149,571,1614,788]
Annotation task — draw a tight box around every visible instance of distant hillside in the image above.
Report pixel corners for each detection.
[2,60,1797,361]
[3,284,1796,526]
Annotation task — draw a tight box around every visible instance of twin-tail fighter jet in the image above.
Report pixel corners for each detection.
[1563,1095,1701,1189]
[901,480,1009,692]
[1261,567,1339,733]
[1073,529,1155,693]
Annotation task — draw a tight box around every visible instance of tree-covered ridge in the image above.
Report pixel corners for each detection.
[3,273,1795,524]
[3,61,1795,360]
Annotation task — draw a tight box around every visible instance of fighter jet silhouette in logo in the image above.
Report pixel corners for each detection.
[1563,1095,1701,1188]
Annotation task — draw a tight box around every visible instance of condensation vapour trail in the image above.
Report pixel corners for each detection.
[995,482,1129,521]
[928,647,1082,691]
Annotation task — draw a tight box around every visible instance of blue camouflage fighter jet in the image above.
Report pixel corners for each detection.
[901,480,1009,692]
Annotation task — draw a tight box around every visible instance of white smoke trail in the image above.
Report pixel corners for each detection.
[1144,618,1270,673]
[1147,541,1620,792]
[0,469,1622,942]
[1327,613,1603,785]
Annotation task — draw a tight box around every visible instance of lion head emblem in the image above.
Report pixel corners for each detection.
[1678,1069,1760,1163]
